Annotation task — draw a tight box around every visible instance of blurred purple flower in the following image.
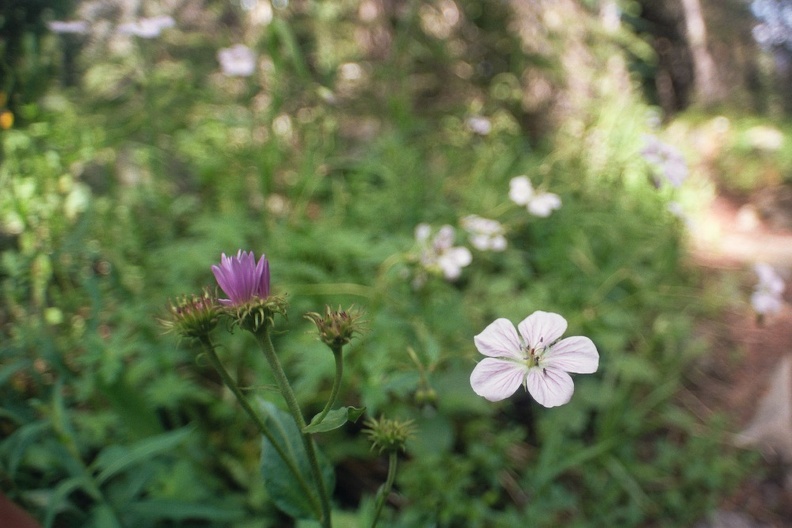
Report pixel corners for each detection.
[211,250,270,306]
[751,262,785,316]
[217,44,257,77]
[640,135,688,188]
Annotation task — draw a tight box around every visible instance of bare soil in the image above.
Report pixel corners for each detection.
[688,193,792,527]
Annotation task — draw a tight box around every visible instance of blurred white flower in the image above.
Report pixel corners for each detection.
[640,134,688,188]
[466,115,492,136]
[217,44,257,77]
[415,223,472,281]
[47,20,89,34]
[509,175,562,217]
[461,215,507,251]
[751,263,785,316]
[746,125,784,151]
[118,16,175,38]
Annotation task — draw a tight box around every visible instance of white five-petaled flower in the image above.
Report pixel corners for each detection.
[751,263,785,316]
[461,215,507,252]
[217,44,257,77]
[415,223,472,281]
[508,175,562,217]
[471,311,599,407]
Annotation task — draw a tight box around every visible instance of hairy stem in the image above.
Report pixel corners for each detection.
[255,329,332,528]
[198,336,322,520]
[312,345,344,427]
[370,451,398,528]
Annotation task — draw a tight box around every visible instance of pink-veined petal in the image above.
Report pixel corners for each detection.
[474,318,523,359]
[517,311,567,350]
[525,367,574,408]
[543,336,599,374]
[470,358,526,402]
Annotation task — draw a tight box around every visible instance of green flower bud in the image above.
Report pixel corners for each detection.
[161,289,220,339]
[363,416,415,454]
[305,305,365,348]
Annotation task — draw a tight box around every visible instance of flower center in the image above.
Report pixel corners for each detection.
[523,336,546,368]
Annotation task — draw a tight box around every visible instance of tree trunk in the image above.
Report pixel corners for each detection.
[679,0,726,105]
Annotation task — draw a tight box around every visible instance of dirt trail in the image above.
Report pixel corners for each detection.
[688,194,792,527]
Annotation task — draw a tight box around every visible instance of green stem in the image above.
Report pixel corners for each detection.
[198,336,322,520]
[255,329,332,528]
[370,451,398,528]
[312,345,344,427]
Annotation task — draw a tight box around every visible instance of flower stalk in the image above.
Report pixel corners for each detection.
[254,327,332,528]
[197,336,323,520]
[312,344,344,428]
[370,451,398,528]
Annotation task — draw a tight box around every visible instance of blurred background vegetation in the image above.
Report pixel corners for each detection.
[2,0,791,526]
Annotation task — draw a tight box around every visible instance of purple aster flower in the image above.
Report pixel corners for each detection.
[211,250,270,306]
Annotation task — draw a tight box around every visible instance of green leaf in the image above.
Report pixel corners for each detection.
[125,499,246,522]
[87,504,123,528]
[98,374,163,439]
[43,476,87,528]
[93,427,193,485]
[303,406,366,434]
[259,401,335,520]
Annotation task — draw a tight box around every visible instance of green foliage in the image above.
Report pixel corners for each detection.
[259,401,334,520]
[0,0,759,526]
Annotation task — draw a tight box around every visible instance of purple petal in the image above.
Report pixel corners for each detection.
[211,250,270,306]
[256,255,270,298]
[517,311,567,349]
[474,319,522,359]
[543,336,599,374]
[525,367,574,408]
[470,358,526,401]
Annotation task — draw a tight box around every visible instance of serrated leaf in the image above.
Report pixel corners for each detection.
[259,401,334,520]
[303,406,366,434]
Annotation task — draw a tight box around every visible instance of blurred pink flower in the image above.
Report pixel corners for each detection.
[47,20,89,34]
[415,223,472,281]
[471,311,598,407]
[211,250,270,306]
[508,176,561,217]
[461,215,507,251]
[466,115,492,136]
[217,44,257,77]
[118,16,175,38]
[751,263,785,316]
